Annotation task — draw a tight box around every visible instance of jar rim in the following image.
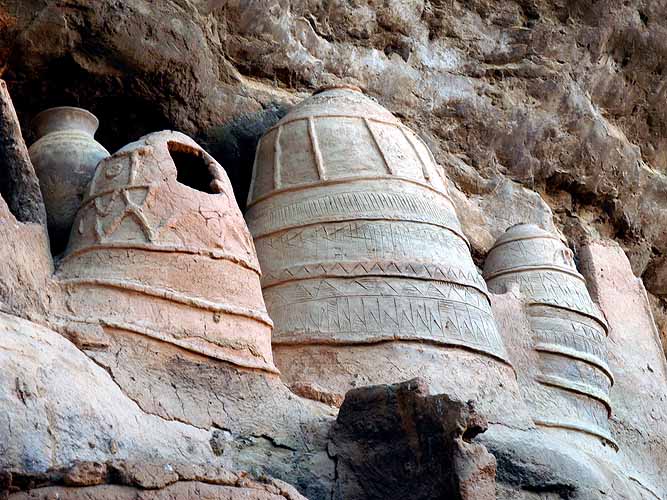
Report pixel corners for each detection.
[31,106,100,139]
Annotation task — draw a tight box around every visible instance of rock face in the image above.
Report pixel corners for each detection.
[0,80,54,320]
[0,196,53,319]
[0,312,212,474]
[0,80,45,226]
[1,1,667,499]
[5,460,308,499]
[578,240,667,498]
[2,0,667,287]
[9,483,301,500]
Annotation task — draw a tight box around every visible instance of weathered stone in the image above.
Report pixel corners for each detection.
[288,383,344,408]
[0,312,214,474]
[108,462,179,490]
[647,293,667,357]
[451,178,558,260]
[330,378,496,500]
[0,311,323,497]
[578,239,667,498]
[7,481,306,499]
[3,0,667,286]
[63,462,108,487]
[485,426,645,500]
[78,330,336,500]
[0,197,54,319]
[0,80,53,321]
[2,459,308,499]
[0,79,46,225]
[644,255,667,297]
[1,2,667,498]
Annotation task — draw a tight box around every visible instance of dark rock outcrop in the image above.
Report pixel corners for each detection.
[0,79,45,224]
[330,378,496,500]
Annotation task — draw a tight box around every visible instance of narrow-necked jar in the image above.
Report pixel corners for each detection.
[29,106,109,253]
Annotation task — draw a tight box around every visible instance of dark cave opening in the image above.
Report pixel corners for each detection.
[6,56,173,153]
[3,52,289,214]
[198,103,288,211]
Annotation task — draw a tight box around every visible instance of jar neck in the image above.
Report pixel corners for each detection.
[32,107,99,139]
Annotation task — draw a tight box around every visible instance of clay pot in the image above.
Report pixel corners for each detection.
[246,86,523,420]
[57,131,277,374]
[484,224,607,325]
[484,224,614,447]
[29,106,109,253]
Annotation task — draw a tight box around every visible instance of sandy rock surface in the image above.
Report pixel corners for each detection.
[2,1,667,499]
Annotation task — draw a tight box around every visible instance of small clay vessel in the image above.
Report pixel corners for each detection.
[29,106,109,253]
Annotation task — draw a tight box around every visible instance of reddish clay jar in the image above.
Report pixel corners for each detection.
[57,131,277,374]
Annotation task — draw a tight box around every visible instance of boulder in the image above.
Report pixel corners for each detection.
[330,378,496,500]
[0,311,214,474]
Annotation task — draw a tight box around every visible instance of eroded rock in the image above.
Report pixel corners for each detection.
[8,482,304,500]
[330,378,496,500]
[0,79,45,225]
[1,2,667,499]
[0,312,214,474]
[578,239,667,498]
[3,0,667,290]
[5,460,307,499]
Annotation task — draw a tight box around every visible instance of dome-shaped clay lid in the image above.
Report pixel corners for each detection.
[484,224,608,328]
[492,223,563,247]
[59,131,277,373]
[248,84,450,206]
[484,223,578,279]
[274,85,399,126]
[66,130,259,270]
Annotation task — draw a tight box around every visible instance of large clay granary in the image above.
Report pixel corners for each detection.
[1,2,667,499]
